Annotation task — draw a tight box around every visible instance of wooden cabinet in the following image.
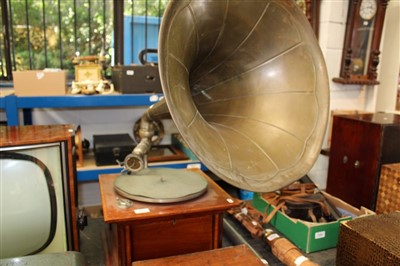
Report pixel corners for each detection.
[326,113,400,210]
[0,125,80,252]
[133,245,265,266]
[99,170,240,266]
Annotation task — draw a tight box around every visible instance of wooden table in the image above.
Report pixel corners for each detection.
[99,170,241,266]
[132,244,265,266]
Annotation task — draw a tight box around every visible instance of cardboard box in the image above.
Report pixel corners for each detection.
[13,70,67,96]
[253,191,374,253]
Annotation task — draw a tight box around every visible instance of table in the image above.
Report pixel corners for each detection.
[132,244,265,266]
[99,169,241,266]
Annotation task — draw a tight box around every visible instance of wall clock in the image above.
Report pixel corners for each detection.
[333,0,390,85]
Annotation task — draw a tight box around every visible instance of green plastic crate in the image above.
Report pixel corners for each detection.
[253,191,374,253]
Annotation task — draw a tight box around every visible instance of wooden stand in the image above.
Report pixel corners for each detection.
[99,170,241,266]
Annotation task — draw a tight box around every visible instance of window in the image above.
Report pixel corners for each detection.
[0,0,168,80]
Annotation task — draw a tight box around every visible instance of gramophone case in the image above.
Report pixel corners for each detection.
[326,113,400,211]
[111,65,162,94]
[93,134,135,166]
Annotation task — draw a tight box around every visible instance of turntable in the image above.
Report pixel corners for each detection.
[114,168,208,203]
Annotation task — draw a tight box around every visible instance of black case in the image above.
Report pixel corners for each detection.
[112,65,162,94]
[93,134,135,166]
[112,49,163,94]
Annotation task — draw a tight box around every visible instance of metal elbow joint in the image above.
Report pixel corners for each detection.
[123,138,152,173]
[123,153,145,173]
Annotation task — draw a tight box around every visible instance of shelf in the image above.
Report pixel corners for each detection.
[0,97,5,109]
[76,147,206,182]
[77,160,207,182]
[0,94,163,126]
[15,93,162,108]
[2,93,163,125]
[0,89,14,109]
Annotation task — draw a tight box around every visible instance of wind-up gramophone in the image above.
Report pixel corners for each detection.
[114,0,329,204]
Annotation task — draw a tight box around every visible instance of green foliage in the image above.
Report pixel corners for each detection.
[125,0,168,16]
[3,0,167,76]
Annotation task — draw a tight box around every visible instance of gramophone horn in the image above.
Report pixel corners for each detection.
[157,0,329,193]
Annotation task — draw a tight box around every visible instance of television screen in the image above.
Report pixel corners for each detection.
[0,143,67,259]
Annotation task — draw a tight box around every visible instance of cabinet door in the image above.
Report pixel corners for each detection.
[326,116,381,210]
[131,215,214,261]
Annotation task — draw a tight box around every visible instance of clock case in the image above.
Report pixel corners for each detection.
[333,0,389,85]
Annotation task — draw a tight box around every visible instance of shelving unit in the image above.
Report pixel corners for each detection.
[0,96,6,109]
[1,92,207,182]
[2,93,163,126]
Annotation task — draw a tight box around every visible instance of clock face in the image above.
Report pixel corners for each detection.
[359,0,377,20]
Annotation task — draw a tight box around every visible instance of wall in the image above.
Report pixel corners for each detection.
[375,0,400,113]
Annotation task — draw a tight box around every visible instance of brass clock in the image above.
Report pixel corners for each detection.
[333,0,390,85]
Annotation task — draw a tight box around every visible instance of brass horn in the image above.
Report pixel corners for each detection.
[124,0,329,193]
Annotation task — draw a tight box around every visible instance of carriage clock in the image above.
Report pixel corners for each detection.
[333,0,390,85]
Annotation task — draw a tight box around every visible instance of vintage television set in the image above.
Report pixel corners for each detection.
[0,125,79,259]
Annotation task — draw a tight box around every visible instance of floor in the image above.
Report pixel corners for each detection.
[79,178,336,266]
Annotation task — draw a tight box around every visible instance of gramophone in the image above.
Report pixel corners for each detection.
[114,0,329,204]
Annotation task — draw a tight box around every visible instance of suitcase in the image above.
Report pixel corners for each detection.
[112,49,162,94]
[111,65,162,94]
[93,134,135,166]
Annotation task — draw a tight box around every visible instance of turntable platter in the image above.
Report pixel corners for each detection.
[114,168,209,203]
